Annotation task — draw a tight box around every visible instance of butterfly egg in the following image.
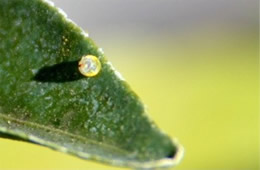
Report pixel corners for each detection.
[78,55,101,77]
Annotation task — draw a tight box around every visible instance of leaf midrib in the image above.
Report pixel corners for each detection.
[0,113,130,155]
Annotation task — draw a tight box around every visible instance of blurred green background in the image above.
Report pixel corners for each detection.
[0,0,258,169]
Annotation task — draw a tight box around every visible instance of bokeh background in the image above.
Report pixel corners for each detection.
[0,0,258,169]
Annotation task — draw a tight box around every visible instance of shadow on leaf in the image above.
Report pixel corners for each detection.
[0,132,28,142]
[33,61,84,82]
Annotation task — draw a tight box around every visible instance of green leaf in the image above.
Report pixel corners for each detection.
[0,0,183,168]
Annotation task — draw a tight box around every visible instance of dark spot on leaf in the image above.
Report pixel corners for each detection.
[33,61,84,82]
[166,148,177,158]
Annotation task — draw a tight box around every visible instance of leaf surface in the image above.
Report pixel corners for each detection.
[0,0,183,168]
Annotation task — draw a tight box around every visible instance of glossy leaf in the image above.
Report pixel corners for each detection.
[0,0,183,168]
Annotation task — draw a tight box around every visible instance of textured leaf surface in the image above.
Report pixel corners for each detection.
[0,0,183,168]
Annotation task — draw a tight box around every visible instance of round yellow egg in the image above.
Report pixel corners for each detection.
[78,55,101,77]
